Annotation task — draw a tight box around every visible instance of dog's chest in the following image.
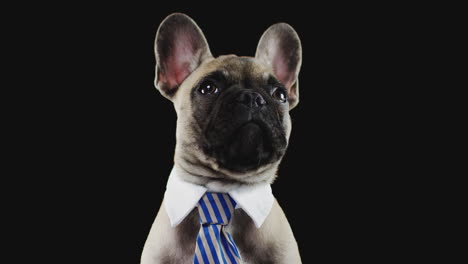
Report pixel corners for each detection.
[170,208,278,264]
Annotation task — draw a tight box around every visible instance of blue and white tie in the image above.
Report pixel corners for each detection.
[193,193,242,264]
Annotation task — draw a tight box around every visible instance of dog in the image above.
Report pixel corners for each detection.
[141,13,302,264]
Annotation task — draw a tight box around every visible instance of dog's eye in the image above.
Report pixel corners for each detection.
[198,80,219,95]
[272,87,287,103]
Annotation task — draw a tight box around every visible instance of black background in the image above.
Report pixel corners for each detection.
[24,2,421,263]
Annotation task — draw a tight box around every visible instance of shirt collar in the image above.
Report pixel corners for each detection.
[164,166,274,228]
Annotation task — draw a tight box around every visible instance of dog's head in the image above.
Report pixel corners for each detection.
[155,13,302,186]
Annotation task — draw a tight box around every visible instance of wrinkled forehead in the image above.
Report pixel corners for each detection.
[200,55,274,84]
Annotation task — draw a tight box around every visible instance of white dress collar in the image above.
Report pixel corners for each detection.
[164,166,274,228]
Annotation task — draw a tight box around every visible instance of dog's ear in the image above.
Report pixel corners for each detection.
[154,13,213,100]
[256,23,302,109]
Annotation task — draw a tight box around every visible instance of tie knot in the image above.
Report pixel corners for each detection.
[197,193,236,225]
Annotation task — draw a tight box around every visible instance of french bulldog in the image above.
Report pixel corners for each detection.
[141,13,302,264]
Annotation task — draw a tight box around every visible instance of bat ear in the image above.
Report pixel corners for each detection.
[256,23,302,109]
[154,13,212,100]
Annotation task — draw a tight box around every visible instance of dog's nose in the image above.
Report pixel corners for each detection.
[236,91,266,108]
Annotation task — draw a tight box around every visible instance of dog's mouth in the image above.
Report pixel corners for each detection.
[200,95,288,173]
[218,120,273,172]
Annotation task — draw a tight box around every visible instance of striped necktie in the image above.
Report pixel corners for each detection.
[193,193,242,264]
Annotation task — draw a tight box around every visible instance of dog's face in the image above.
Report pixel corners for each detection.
[155,13,302,186]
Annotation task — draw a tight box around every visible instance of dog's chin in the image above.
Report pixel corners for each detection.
[219,121,273,172]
